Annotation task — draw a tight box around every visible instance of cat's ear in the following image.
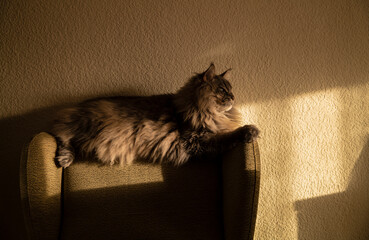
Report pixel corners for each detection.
[220,68,232,78]
[203,63,216,82]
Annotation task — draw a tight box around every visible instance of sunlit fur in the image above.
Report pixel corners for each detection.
[51,64,259,168]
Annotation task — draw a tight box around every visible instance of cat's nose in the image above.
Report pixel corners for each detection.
[229,93,234,100]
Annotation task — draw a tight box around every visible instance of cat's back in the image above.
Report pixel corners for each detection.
[80,94,177,121]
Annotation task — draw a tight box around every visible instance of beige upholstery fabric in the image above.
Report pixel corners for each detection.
[20,132,260,240]
[20,132,62,240]
[62,160,223,240]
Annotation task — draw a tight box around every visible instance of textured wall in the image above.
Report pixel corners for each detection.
[1,0,368,239]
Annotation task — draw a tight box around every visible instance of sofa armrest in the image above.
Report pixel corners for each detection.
[20,132,62,240]
[222,141,261,240]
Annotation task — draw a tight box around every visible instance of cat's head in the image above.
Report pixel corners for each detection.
[175,63,240,130]
[197,63,235,112]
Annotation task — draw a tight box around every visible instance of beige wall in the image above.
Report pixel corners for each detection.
[1,0,368,239]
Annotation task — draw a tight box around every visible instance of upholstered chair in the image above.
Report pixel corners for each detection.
[20,132,260,240]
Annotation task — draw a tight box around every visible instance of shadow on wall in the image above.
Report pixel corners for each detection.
[294,136,369,240]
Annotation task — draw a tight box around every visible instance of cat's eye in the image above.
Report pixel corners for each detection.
[218,88,226,93]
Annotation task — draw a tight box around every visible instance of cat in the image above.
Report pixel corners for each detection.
[51,63,259,168]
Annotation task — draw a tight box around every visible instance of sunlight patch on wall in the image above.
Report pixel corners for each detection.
[338,82,369,191]
[240,98,298,239]
[241,82,369,240]
[290,89,345,201]
[238,103,258,126]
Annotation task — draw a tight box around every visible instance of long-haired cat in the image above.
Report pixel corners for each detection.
[52,63,259,168]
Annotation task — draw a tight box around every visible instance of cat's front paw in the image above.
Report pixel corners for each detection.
[241,125,260,143]
[55,155,74,168]
[55,149,74,168]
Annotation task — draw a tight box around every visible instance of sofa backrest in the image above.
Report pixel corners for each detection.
[61,159,224,240]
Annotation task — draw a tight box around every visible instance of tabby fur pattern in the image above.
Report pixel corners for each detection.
[52,63,259,168]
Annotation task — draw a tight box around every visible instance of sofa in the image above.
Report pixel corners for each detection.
[20,132,260,240]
